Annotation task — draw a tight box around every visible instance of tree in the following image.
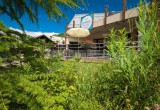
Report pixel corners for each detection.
[0,0,84,31]
[0,1,87,109]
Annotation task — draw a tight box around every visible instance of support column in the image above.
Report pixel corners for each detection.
[151,0,157,8]
[132,28,138,49]
[122,0,127,21]
[65,24,68,45]
[92,12,94,29]
[152,0,157,3]
[65,24,69,50]
[104,6,108,27]
[73,20,75,28]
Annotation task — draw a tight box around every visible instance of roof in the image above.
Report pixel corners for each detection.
[36,35,65,44]
[36,35,53,43]
[67,7,138,29]
[68,13,105,28]
[51,36,64,44]
[108,11,121,16]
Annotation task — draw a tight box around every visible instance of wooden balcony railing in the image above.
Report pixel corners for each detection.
[49,42,142,59]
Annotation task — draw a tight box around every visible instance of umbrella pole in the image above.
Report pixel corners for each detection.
[78,37,79,55]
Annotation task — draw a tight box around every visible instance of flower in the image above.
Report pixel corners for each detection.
[81,39,94,48]
[126,98,130,104]
[69,86,76,91]
[134,101,138,105]
[81,39,93,45]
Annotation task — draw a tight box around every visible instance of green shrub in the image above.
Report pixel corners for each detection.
[73,53,81,62]
[52,51,62,62]
[95,1,160,109]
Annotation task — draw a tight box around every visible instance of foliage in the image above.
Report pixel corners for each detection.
[0,0,84,31]
[81,39,94,49]
[56,33,65,38]
[0,60,78,110]
[68,62,104,110]
[52,51,63,62]
[0,1,160,110]
[0,22,47,69]
[94,1,160,109]
[73,53,81,62]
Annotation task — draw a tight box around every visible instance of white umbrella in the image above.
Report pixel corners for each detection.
[66,28,90,38]
[66,28,90,54]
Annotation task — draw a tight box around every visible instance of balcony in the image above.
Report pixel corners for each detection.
[50,41,141,59]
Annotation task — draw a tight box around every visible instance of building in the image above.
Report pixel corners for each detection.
[36,35,53,43]
[65,3,138,45]
[63,0,159,58]
[36,35,65,44]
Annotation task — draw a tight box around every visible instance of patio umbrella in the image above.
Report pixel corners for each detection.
[66,28,90,38]
[66,28,90,54]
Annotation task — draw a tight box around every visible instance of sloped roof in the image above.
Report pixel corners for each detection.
[51,36,64,43]
[36,34,65,44]
[36,35,53,43]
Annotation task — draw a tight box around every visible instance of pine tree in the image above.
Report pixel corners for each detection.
[0,0,84,31]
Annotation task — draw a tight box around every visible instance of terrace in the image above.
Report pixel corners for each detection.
[61,0,140,59]
[50,0,160,59]
[50,40,141,59]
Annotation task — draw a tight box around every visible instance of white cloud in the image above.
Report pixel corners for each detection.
[9,27,59,38]
[9,27,65,44]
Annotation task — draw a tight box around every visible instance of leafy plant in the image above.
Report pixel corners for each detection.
[81,39,94,49]
[95,1,160,109]
[73,53,81,62]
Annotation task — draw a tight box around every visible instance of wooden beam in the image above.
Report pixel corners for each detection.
[152,0,157,3]
[122,0,127,21]
[104,6,108,27]
[149,0,157,9]
[65,24,68,31]
[73,20,75,28]
[132,28,138,48]
[92,12,94,29]
[65,24,68,45]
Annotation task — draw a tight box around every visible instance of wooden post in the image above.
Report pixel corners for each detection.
[65,24,68,31]
[104,6,108,27]
[73,20,75,28]
[122,0,127,21]
[92,12,94,29]
[151,0,157,7]
[152,0,157,3]
[132,28,138,48]
[65,24,68,45]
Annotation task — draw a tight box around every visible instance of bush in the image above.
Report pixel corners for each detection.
[94,2,160,109]
[73,53,81,62]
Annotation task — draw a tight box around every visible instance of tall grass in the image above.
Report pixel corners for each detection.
[93,1,160,109]
[69,62,104,110]
[71,1,160,110]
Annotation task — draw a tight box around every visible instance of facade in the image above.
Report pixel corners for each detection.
[65,6,139,46]
[65,0,159,46]
[62,0,159,58]
[65,4,139,56]
[64,2,139,58]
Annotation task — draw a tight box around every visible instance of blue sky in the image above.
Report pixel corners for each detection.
[0,0,150,33]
